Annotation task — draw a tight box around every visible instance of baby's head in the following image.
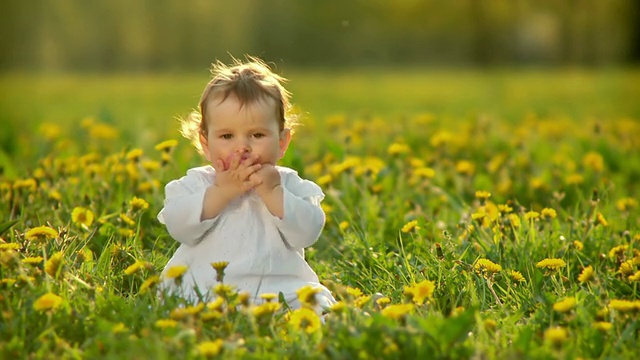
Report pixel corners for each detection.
[181,57,296,156]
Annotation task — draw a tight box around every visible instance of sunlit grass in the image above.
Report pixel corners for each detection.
[1,69,639,358]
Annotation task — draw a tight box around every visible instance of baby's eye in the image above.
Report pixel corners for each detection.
[220,134,233,139]
[253,133,265,138]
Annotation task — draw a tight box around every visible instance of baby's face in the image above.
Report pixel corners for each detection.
[200,95,290,169]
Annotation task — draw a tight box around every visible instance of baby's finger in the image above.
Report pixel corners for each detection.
[242,163,262,178]
[247,175,263,189]
[213,159,225,172]
[228,153,240,169]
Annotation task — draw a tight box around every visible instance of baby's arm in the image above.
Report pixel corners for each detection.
[159,173,219,247]
[262,169,325,249]
[275,188,325,248]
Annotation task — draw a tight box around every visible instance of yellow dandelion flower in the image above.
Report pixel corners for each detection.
[595,307,609,320]
[119,213,136,227]
[184,303,205,315]
[608,245,628,259]
[573,240,584,251]
[381,303,414,320]
[160,152,172,165]
[553,297,576,313]
[0,243,21,251]
[354,295,371,309]
[237,291,251,307]
[260,293,278,302]
[346,286,363,298]
[197,339,224,357]
[316,174,332,186]
[155,319,178,328]
[22,256,44,265]
[321,203,333,215]
[13,178,37,192]
[578,265,594,283]
[25,226,58,242]
[565,173,584,185]
[169,307,189,321]
[71,207,94,228]
[48,190,62,202]
[154,139,178,152]
[474,259,502,277]
[524,211,540,221]
[498,204,513,214]
[141,160,161,172]
[409,157,425,168]
[403,279,435,305]
[330,301,346,313]
[376,297,391,307]
[616,198,638,212]
[540,208,557,220]
[207,297,225,311]
[455,160,475,176]
[117,228,135,238]
[339,221,350,231]
[583,151,604,172]
[483,319,497,331]
[471,211,486,221]
[201,311,223,322]
[126,148,144,162]
[619,261,634,276]
[401,220,420,233]
[413,167,435,179]
[45,252,64,278]
[214,283,235,298]
[129,196,150,211]
[608,299,640,312]
[387,142,410,155]
[509,270,526,283]
[124,261,150,275]
[211,261,229,282]
[296,285,320,307]
[165,265,188,279]
[536,258,566,271]
[595,212,608,227]
[112,323,127,334]
[475,191,491,201]
[544,327,568,346]
[592,322,613,332]
[507,213,521,228]
[289,307,321,334]
[33,293,63,311]
[251,302,281,318]
[628,271,640,282]
[89,123,119,140]
[140,275,160,293]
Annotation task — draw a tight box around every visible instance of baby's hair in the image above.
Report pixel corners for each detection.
[181,56,297,154]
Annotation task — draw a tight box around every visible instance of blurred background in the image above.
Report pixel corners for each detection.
[1,0,639,72]
[1,0,640,175]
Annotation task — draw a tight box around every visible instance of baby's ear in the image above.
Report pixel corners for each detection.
[199,133,212,162]
[278,128,291,158]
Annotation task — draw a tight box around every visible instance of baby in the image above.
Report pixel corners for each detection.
[158,57,335,312]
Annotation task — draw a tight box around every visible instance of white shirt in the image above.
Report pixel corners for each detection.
[158,165,335,308]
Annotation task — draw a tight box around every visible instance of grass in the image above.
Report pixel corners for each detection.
[1,67,639,359]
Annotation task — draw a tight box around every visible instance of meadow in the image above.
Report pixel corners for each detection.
[1,68,640,359]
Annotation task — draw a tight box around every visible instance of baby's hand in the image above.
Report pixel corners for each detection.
[250,164,282,196]
[213,153,262,198]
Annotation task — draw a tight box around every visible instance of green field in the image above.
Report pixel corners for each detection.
[1,68,640,359]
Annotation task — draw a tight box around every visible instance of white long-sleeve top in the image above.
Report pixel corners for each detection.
[158,165,335,308]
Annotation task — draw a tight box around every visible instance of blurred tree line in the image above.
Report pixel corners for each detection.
[1,0,638,72]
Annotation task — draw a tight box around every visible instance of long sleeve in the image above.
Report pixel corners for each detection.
[157,167,220,247]
[272,168,326,249]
